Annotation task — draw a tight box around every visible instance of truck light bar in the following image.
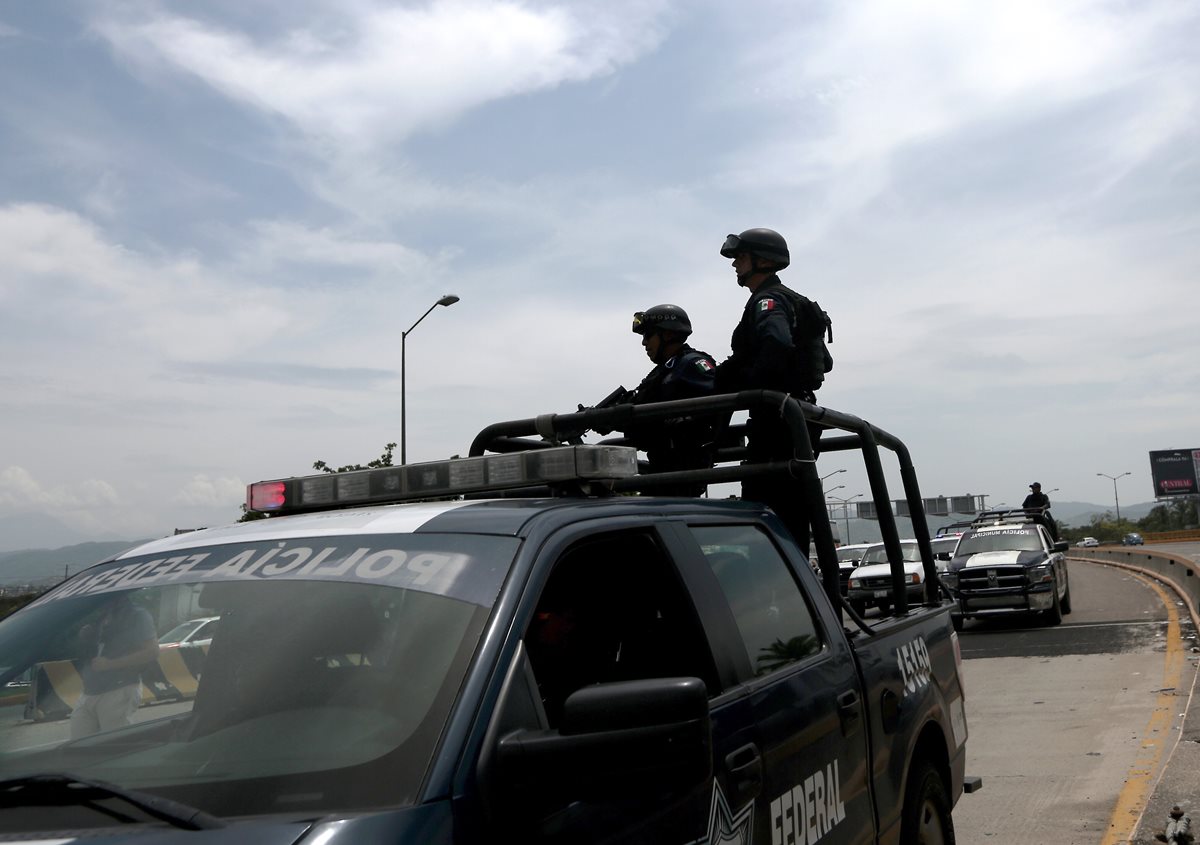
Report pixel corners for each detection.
[246,445,639,516]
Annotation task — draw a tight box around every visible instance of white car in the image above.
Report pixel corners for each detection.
[929,536,961,570]
[1076,537,1100,548]
[834,543,874,595]
[158,616,220,649]
[846,540,926,616]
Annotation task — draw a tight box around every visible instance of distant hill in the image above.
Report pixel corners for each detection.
[0,512,98,553]
[0,541,150,588]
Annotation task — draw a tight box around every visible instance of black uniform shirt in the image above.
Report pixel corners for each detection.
[630,345,716,405]
[715,276,800,394]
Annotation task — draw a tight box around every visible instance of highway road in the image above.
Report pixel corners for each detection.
[951,551,1200,845]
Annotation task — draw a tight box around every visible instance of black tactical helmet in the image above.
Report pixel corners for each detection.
[632,304,692,337]
[720,228,790,269]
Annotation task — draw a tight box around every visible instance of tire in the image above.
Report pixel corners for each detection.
[876,598,892,615]
[900,760,955,845]
[1061,578,1072,615]
[1044,581,1063,626]
[951,614,964,633]
[849,599,867,617]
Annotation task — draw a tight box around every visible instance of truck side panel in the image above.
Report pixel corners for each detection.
[848,609,967,843]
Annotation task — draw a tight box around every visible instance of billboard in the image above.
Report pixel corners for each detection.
[1149,449,1200,498]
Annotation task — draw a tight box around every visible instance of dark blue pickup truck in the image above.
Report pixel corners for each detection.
[0,393,978,842]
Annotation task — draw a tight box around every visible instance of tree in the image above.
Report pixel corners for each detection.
[313,442,397,474]
[1137,500,1198,533]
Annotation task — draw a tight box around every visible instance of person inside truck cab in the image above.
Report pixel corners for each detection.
[713,228,832,550]
[69,592,159,739]
[524,534,719,725]
[622,304,717,496]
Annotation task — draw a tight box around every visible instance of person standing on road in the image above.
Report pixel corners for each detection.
[713,228,833,549]
[1022,482,1060,541]
[623,304,717,496]
[70,593,159,739]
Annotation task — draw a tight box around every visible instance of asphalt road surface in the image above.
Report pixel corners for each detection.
[951,556,1198,845]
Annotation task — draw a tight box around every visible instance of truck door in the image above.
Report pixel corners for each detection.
[485,526,731,844]
[681,522,876,845]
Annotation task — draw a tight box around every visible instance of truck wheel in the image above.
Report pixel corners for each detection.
[876,598,892,615]
[900,760,955,845]
[1061,579,1072,614]
[849,599,867,617]
[951,614,964,633]
[1044,582,1063,626]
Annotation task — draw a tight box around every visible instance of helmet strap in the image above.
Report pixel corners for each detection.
[738,256,773,288]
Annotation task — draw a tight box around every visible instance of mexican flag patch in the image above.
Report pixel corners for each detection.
[696,359,714,372]
[757,298,776,312]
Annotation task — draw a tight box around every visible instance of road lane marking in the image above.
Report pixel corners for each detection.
[1100,573,1185,845]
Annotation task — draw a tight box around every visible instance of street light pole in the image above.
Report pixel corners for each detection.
[820,468,846,489]
[827,492,862,544]
[402,295,460,465]
[1097,472,1131,522]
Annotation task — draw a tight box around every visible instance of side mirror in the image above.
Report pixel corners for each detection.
[497,677,712,801]
[1054,541,1069,553]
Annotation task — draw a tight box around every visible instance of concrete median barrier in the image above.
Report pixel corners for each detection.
[1071,547,1199,622]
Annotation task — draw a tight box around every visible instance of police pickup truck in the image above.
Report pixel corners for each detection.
[0,392,978,843]
[939,508,1072,630]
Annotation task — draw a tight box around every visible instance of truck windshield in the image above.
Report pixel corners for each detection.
[859,542,921,565]
[0,533,518,825]
[956,529,1043,555]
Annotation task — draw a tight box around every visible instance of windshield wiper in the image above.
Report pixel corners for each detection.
[0,773,225,830]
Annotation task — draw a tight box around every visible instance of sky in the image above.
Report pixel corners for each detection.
[1,0,1197,550]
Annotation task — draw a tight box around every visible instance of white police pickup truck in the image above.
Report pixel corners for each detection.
[940,509,1072,630]
[0,392,978,843]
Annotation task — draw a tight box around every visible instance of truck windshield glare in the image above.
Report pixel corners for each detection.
[0,535,518,819]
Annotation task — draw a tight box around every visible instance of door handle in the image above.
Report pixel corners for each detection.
[838,689,861,736]
[724,742,763,801]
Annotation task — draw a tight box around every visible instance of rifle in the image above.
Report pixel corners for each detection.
[556,384,633,441]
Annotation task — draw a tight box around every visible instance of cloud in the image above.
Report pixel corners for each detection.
[717,0,1198,236]
[0,467,120,510]
[93,0,672,148]
[174,474,246,508]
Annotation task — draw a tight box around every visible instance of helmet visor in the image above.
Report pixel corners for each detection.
[632,311,648,334]
[720,234,742,258]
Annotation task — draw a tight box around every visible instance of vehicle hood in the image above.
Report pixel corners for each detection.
[953,550,1046,570]
[6,820,312,845]
[7,802,452,844]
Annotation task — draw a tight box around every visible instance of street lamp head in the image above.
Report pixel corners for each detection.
[826,485,845,495]
[437,295,460,307]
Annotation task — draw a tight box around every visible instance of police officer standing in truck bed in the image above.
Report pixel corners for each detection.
[714,228,833,549]
[623,304,717,496]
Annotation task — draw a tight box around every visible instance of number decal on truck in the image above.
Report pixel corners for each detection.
[896,636,932,695]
